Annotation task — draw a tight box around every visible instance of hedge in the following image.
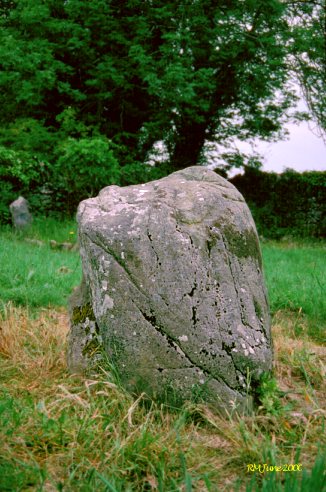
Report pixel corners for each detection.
[229,167,326,239]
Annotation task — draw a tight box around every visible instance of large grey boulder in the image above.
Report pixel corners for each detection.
[10,196,33,229]
[68,166,272,413]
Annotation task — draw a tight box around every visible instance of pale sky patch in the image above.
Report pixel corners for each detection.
[258,121,326,174]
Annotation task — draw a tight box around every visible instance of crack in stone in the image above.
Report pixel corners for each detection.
[146,208,162,268]
[84,231,173,323]
[136,305,241,394]
[138,305,189,356]
[221,194,245,203]
[191,306,198,326]
[206,239,213,258]
[84,232,149,301]
[221,340,239,374]
[146,228,161,266]
[187,281,197,298]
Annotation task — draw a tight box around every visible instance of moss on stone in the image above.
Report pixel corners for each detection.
[72,303,96,325]
[254,298,263,319]
[223,225,262,268]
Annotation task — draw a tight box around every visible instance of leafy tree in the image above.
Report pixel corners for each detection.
[54,136,120,210]
[0,0,324,173]
[285,0,325,141]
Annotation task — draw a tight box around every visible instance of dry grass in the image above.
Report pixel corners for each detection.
[0,305,325,491]
[0,303,69,396]
[273,310,325,407]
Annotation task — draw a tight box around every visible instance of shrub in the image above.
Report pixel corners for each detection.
[53,137,121,213]
[0,145,51,223]
[119,160,174,187]
[230,168,326,238]
[0,118,57,159]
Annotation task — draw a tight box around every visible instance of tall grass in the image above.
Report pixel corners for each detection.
[0,304,325,491]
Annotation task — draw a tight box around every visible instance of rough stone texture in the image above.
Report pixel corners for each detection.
[9,196,33,229]
[68,166,272,413]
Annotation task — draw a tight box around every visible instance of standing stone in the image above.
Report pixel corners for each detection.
[9,196,33,229]
[68,166,272,413]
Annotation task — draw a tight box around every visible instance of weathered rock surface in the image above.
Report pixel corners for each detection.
[68,166,272,413]
[9,196,32,229]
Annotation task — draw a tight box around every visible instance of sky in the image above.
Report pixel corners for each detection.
[234,92,326,174]
[153,99,326,175]
[225,91,326,175]
[256,120,326,174]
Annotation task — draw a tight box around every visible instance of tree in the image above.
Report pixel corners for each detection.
[0,0,324,171]
[285,0,326,141]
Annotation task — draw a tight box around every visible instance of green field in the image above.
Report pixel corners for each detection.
[0,218,80,308]
[0,220,325,491]
[263,241,325,343]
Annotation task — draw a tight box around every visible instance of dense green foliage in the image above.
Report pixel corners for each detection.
[0,1,324,220]
[0,141,170,221]
[231,168,326,239]
[0,0,324,168]
[0,145,48,222]
[54,137,121,212]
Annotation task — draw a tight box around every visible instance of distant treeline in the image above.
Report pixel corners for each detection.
[230,168,326,239]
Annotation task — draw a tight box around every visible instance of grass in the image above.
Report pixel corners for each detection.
[0,218,81,308]
[0,305,324,491]
[0,219,325,490]
[0,216,79,244]
[262,240,325,343]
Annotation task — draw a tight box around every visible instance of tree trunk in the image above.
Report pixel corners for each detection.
[171,121,208,170]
